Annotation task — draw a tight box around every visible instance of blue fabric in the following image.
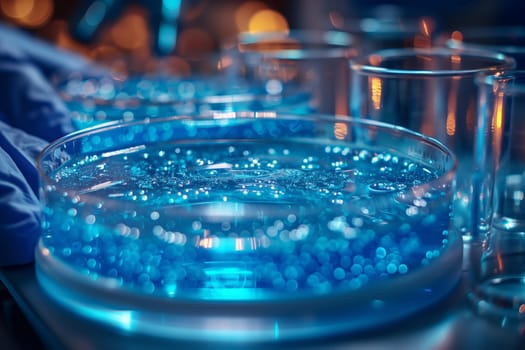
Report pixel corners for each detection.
[0,22,90,265]
[0,120,47,265]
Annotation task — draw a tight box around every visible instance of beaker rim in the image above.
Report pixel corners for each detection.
[351,47,515,77]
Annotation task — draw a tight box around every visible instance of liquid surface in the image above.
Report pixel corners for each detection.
[41,140,454,300]
[60,77,313,129]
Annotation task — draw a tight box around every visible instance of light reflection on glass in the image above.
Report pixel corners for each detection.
[446,106,457,137]
[491,90,505,165]
[370,76,382,110]
[334,122,348,140]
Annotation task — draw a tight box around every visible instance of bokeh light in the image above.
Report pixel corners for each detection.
[0,0,53,28]
[235,1,268,33]
[109,9,149,51]
[0,1,292,62]
[248,9,288,33]
[451,30,463,41]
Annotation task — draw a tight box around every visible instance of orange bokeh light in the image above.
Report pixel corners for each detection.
[109,10,149,51]
[0,0,53,28]
[451,30,463,41]
[248,9,288,33]
[369,54,382,66]
[235,1,268,33]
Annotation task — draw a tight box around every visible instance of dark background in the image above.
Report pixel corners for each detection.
[1,0,523,59]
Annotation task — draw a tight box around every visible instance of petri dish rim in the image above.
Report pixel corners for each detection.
[36,113,458,207]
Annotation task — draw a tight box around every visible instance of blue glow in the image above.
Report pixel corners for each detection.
[274,321,279,340]
[323,31,353,46]
[164,283,177,297]
[79,305,135,331]
[85,1,106,26]
[162,0,181,21]
[203,202,245,219]
[158,23,177,55]
[41,272,136,331]
[203,265,255,289]
[76,0,110,37]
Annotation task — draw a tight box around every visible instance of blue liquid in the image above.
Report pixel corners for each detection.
[41,140,454,300]
[60,77,313,129]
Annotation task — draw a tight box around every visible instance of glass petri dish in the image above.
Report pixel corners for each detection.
[53,53,314,130]
[36,113,461,342]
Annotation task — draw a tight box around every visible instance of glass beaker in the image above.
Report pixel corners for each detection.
[235,30,356,116]
[350,47,515,251]
[470,70,525,324]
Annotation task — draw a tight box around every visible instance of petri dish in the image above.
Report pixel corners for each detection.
[53,54,313,130]
[36,113,461,342]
